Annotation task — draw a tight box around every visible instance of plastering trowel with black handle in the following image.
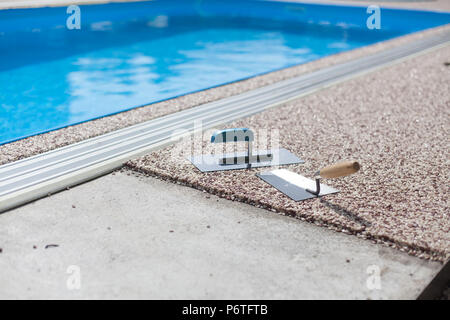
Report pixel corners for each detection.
[189,128,304,172]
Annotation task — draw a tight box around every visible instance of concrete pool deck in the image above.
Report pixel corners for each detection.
[0,170,443,299]
[0,0,449,299]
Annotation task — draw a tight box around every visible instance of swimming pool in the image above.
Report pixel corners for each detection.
[1,0,449,145]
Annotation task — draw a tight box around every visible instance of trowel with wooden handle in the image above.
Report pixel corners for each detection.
[257,161,360,201]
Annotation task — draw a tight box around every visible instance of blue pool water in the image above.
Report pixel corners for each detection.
[1,0,449,144]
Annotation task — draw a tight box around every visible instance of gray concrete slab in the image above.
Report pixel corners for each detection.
[0,171,442,299]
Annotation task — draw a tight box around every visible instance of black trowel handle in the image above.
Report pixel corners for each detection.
[318,161,360,178]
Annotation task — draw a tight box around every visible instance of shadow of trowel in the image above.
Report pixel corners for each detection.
[319,198,372,228]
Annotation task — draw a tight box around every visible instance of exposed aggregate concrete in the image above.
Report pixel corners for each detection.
[1,24,449,166]
[127,44,450,263]
[1,0,449,12]
[281,0,450,13]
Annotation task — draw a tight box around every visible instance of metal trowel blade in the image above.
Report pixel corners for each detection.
[257,169,339,201]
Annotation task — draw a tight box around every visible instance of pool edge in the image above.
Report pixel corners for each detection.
[1,23,449,166]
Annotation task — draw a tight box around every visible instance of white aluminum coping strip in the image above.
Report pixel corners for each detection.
[0,31,449,212]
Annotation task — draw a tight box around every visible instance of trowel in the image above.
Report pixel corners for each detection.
[257,161,360,201]
[189,128,304,172]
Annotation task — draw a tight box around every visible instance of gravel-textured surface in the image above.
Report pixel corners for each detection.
[0,0,146,9]
[1,0,449,12]
[280,0,450,13]
[127,44,450,263]
[1,20,449,165]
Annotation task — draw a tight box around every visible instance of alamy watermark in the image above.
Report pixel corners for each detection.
[366,264,381,290]
[366,5,381,30]
[64,4,379,31]
[66,5,81,30]
[66,265,81,290]
[169,120,282,165]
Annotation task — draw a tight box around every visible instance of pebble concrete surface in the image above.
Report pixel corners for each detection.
[127,45,450,263]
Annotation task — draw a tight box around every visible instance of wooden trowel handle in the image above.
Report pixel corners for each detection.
[319,161,360,178]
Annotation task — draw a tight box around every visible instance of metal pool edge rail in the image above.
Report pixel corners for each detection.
[0,31,449,213]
